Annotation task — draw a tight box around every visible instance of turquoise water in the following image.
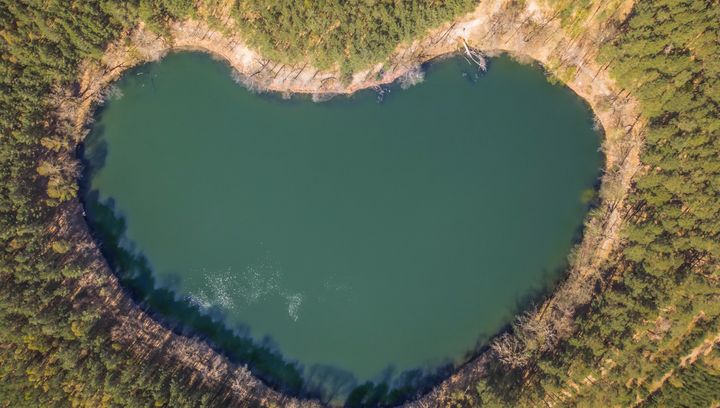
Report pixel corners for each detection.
[83,52,601,401]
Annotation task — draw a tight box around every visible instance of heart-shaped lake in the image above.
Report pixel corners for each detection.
[82,52,601,400]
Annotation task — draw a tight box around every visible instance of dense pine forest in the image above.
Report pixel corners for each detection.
[1,0,718,407]
[467,0,720,406]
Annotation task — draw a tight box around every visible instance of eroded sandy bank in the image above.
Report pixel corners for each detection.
[54,0,644,405]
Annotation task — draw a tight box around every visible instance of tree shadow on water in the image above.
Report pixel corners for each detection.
[81,124,108,180]
[80,187,491,404]
[79,185,465,405]
[78,136,310,395]
[315,360,461,408]
[77,102,581,404]
[78,127,481,406]
[78,191,520,405]
[302,364,357,404]
[77,177,586,406]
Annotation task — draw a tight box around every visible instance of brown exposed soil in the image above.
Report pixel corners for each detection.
[57,0,644,406]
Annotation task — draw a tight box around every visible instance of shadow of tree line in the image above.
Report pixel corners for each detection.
[75,55,598,405]
[77,127,468,407]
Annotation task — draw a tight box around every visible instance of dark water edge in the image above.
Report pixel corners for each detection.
[77,54,602,407]
[79,178,472,405]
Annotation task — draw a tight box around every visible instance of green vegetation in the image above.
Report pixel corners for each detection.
[141,0,475,75]
[647,347,720,407]
[1,0,718,406]
[230,0,474,73]
[468,0,720,406]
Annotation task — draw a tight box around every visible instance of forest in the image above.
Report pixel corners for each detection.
[464,0,720,406]
[1,0,718,406]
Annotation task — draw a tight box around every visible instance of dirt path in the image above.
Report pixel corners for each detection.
[60,0,644,406]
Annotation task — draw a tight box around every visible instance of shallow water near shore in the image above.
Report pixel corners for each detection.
[82,52,601,402]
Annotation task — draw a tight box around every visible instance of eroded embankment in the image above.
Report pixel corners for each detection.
[53,0,643,405]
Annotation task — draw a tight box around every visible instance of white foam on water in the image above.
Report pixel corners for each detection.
[186,289,212,310]
[205,268,236,309]
[284,292,303,322]
[191,254,306,321]
[241,262,281,304]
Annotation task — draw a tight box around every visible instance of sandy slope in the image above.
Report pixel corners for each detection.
[57,0,644,405]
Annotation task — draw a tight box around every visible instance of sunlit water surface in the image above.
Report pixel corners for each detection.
[83,52,601,400]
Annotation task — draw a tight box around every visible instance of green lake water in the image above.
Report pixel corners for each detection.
[82,52,601,401]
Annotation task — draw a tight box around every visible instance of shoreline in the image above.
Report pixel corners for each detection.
[53,0,644,405]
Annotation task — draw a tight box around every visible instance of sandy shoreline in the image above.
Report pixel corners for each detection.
[54,0,644,405]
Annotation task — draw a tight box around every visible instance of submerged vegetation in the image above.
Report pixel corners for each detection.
[0,0,718,407]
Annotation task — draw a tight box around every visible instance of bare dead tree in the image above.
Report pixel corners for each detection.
[491,310,558,370]
[461,39,487,71]
[491,332,530,369]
